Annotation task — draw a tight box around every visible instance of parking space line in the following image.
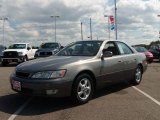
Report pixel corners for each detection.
[8,97,33,120]
[132,86,160,106]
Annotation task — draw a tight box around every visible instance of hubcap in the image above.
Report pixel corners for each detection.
[135,68,141,83]
[77,78,91,100]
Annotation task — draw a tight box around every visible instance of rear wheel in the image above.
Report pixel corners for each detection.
[72,74,94,104]
[132,65,142,85]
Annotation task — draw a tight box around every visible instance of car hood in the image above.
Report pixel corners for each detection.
[37,48,57,52]
[3,49,26,52]
[16,56,93,72]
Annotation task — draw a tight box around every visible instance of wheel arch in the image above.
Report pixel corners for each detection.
[72,70,97,92]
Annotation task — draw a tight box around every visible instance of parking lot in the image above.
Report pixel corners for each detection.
[0,62,160,120]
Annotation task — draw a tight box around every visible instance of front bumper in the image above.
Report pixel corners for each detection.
[1,56,24,62]
[10,74,72,97]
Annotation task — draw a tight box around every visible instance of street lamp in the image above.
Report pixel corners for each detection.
[157,15,160,38]
[50,15,60,42]
[104,15,113,40]
[0,17,8,45]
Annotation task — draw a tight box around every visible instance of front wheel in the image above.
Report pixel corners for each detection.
[23,55,28,62]
[72,74,94,104]
[132,66,142,85]
[1,61,8,66]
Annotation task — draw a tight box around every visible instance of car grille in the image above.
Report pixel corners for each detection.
[4,51,18,58]
[16,71,30,78]
[40,52,52,56]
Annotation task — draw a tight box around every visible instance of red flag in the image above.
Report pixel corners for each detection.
[109,16,114,24]
[109,16,115,30]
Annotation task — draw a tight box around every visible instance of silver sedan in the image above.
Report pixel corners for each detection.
[10,40,148,104]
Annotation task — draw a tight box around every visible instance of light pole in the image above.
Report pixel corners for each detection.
[81,22,83,40]
[0,17,8,45]
[114,0,118,40]
[90,18,92,40]
[104,15,112,40]
[158,15,160,38]
[50,15,60,42]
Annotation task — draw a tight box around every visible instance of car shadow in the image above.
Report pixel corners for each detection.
[0,82,132,116]
[0,62,19,67]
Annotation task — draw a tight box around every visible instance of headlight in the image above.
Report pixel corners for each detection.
[18,52,23,56]
[31,70,66,79]
[35,50,39,53]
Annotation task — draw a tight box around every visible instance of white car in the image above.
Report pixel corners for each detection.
[0,43,37,66]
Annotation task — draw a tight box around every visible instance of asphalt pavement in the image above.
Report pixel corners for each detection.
[0,62,160,120]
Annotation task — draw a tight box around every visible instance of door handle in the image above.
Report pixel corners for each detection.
[118,61,122,62]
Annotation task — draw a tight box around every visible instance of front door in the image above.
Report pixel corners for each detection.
[100,42,125,84]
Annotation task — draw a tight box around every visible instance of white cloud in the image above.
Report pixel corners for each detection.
[0,0,160,47]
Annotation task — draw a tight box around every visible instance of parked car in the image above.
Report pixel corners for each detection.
[133,46,153,63]
[0,43,37,66]
[34,42,62,58]
[149,44,160,62]
[10,40,147,104]
[149,44,160,61]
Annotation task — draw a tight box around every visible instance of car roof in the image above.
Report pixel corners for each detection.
[10,43,29,44]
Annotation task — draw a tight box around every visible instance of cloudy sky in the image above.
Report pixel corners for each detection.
[0,0,160,46]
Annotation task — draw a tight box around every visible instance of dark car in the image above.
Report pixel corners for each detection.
[149,44,160,62]
[10,40,147,104]
[133,46,153,63]
[34,42,63,58]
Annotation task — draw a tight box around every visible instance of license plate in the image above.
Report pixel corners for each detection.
[12,80,21,91]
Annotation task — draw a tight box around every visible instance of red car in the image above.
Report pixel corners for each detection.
[133,46,153,63]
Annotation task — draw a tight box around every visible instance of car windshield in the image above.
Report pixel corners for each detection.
[41,43,59,49]
[8,44,26,49]
[134,47,147,52]
[57,41,103,56]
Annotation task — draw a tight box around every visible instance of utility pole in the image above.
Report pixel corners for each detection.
[114,0,118,40]
[158,15,160,39]
[90,18,92,40]
[50,16,60,42]
[81,22,83,40]
[0,17,8,45]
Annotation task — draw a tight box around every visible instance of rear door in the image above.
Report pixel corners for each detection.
[116,41,137,80]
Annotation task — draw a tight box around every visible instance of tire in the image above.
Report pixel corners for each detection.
[23,55,28,62]
[1,61,8,66]
[72,74,94,104]
[131,65,142,85]
[147,59,153,64]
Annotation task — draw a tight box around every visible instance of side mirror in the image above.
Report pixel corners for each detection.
[27,47,31,50]
[60,46,64,49]
[102,49,113,58]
